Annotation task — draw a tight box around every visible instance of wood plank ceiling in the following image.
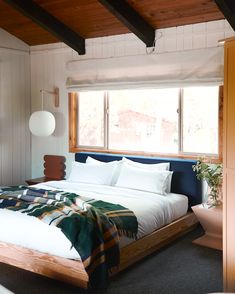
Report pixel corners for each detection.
[0,0,227,55]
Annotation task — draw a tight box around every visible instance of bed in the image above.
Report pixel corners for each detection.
[0,152,202,289]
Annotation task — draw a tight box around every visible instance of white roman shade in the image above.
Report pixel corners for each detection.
[66,47,224,90]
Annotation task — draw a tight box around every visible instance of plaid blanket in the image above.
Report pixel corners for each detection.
[0,186,138,289]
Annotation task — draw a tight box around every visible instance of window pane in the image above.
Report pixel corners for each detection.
[78,91,104,147]
[109,89,179,153]
[182,86,219,154]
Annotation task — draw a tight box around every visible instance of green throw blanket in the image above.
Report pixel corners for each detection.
[0,186,138,289]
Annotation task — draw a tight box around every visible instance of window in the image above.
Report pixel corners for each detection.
[182,87,219,154]
[108,89,179,153]
[78,91,104,147]
[69,86,221,158]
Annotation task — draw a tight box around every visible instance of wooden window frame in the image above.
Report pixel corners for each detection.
[68,86,223,163]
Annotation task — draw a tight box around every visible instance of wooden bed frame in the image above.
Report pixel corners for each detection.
[0,152,202,289]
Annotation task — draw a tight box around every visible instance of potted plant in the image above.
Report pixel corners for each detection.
[191,159,223,250]
[193,159,223,207]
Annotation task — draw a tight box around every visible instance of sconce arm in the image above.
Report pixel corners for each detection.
[40,87,59,109]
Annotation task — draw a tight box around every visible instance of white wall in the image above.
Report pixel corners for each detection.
[0,29,31,185]
[30,20,235,178]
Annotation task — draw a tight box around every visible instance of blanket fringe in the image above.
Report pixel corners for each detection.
[117,229,137,240]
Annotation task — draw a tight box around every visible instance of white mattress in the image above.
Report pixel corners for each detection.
[0,181,188,260]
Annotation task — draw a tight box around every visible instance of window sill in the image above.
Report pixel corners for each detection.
[69,147,222,163]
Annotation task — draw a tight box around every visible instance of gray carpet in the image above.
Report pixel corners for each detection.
[0,226,222,294]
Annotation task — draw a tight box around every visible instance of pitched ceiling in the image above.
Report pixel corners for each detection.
[0,0,227,54]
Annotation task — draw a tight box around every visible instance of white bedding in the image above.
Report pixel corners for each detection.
[0,180,188,260]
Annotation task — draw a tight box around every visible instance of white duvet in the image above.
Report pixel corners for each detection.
[0,180,188,260]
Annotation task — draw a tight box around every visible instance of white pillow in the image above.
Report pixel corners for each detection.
[85,156,122,185]
[122,157,172,193]
[86,156,106,164]
[68,161,117,185]
[122,157,170,171]
[115,162,173,195]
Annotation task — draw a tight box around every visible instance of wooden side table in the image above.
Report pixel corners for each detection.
[192,204,222,250]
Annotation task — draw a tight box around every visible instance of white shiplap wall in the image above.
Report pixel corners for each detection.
[30,20,235,178]
[0,29,31,185]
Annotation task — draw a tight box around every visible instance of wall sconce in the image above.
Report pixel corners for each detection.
[29,87,59,136]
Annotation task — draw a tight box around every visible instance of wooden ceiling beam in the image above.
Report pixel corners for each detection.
[98,0,155,47]
[214,0,235,31]
[3,0,85,54]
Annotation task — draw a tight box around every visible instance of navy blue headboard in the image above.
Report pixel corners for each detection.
[75,152,202,209]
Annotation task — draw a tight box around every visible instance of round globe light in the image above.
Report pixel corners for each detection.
[29,111,55,136]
